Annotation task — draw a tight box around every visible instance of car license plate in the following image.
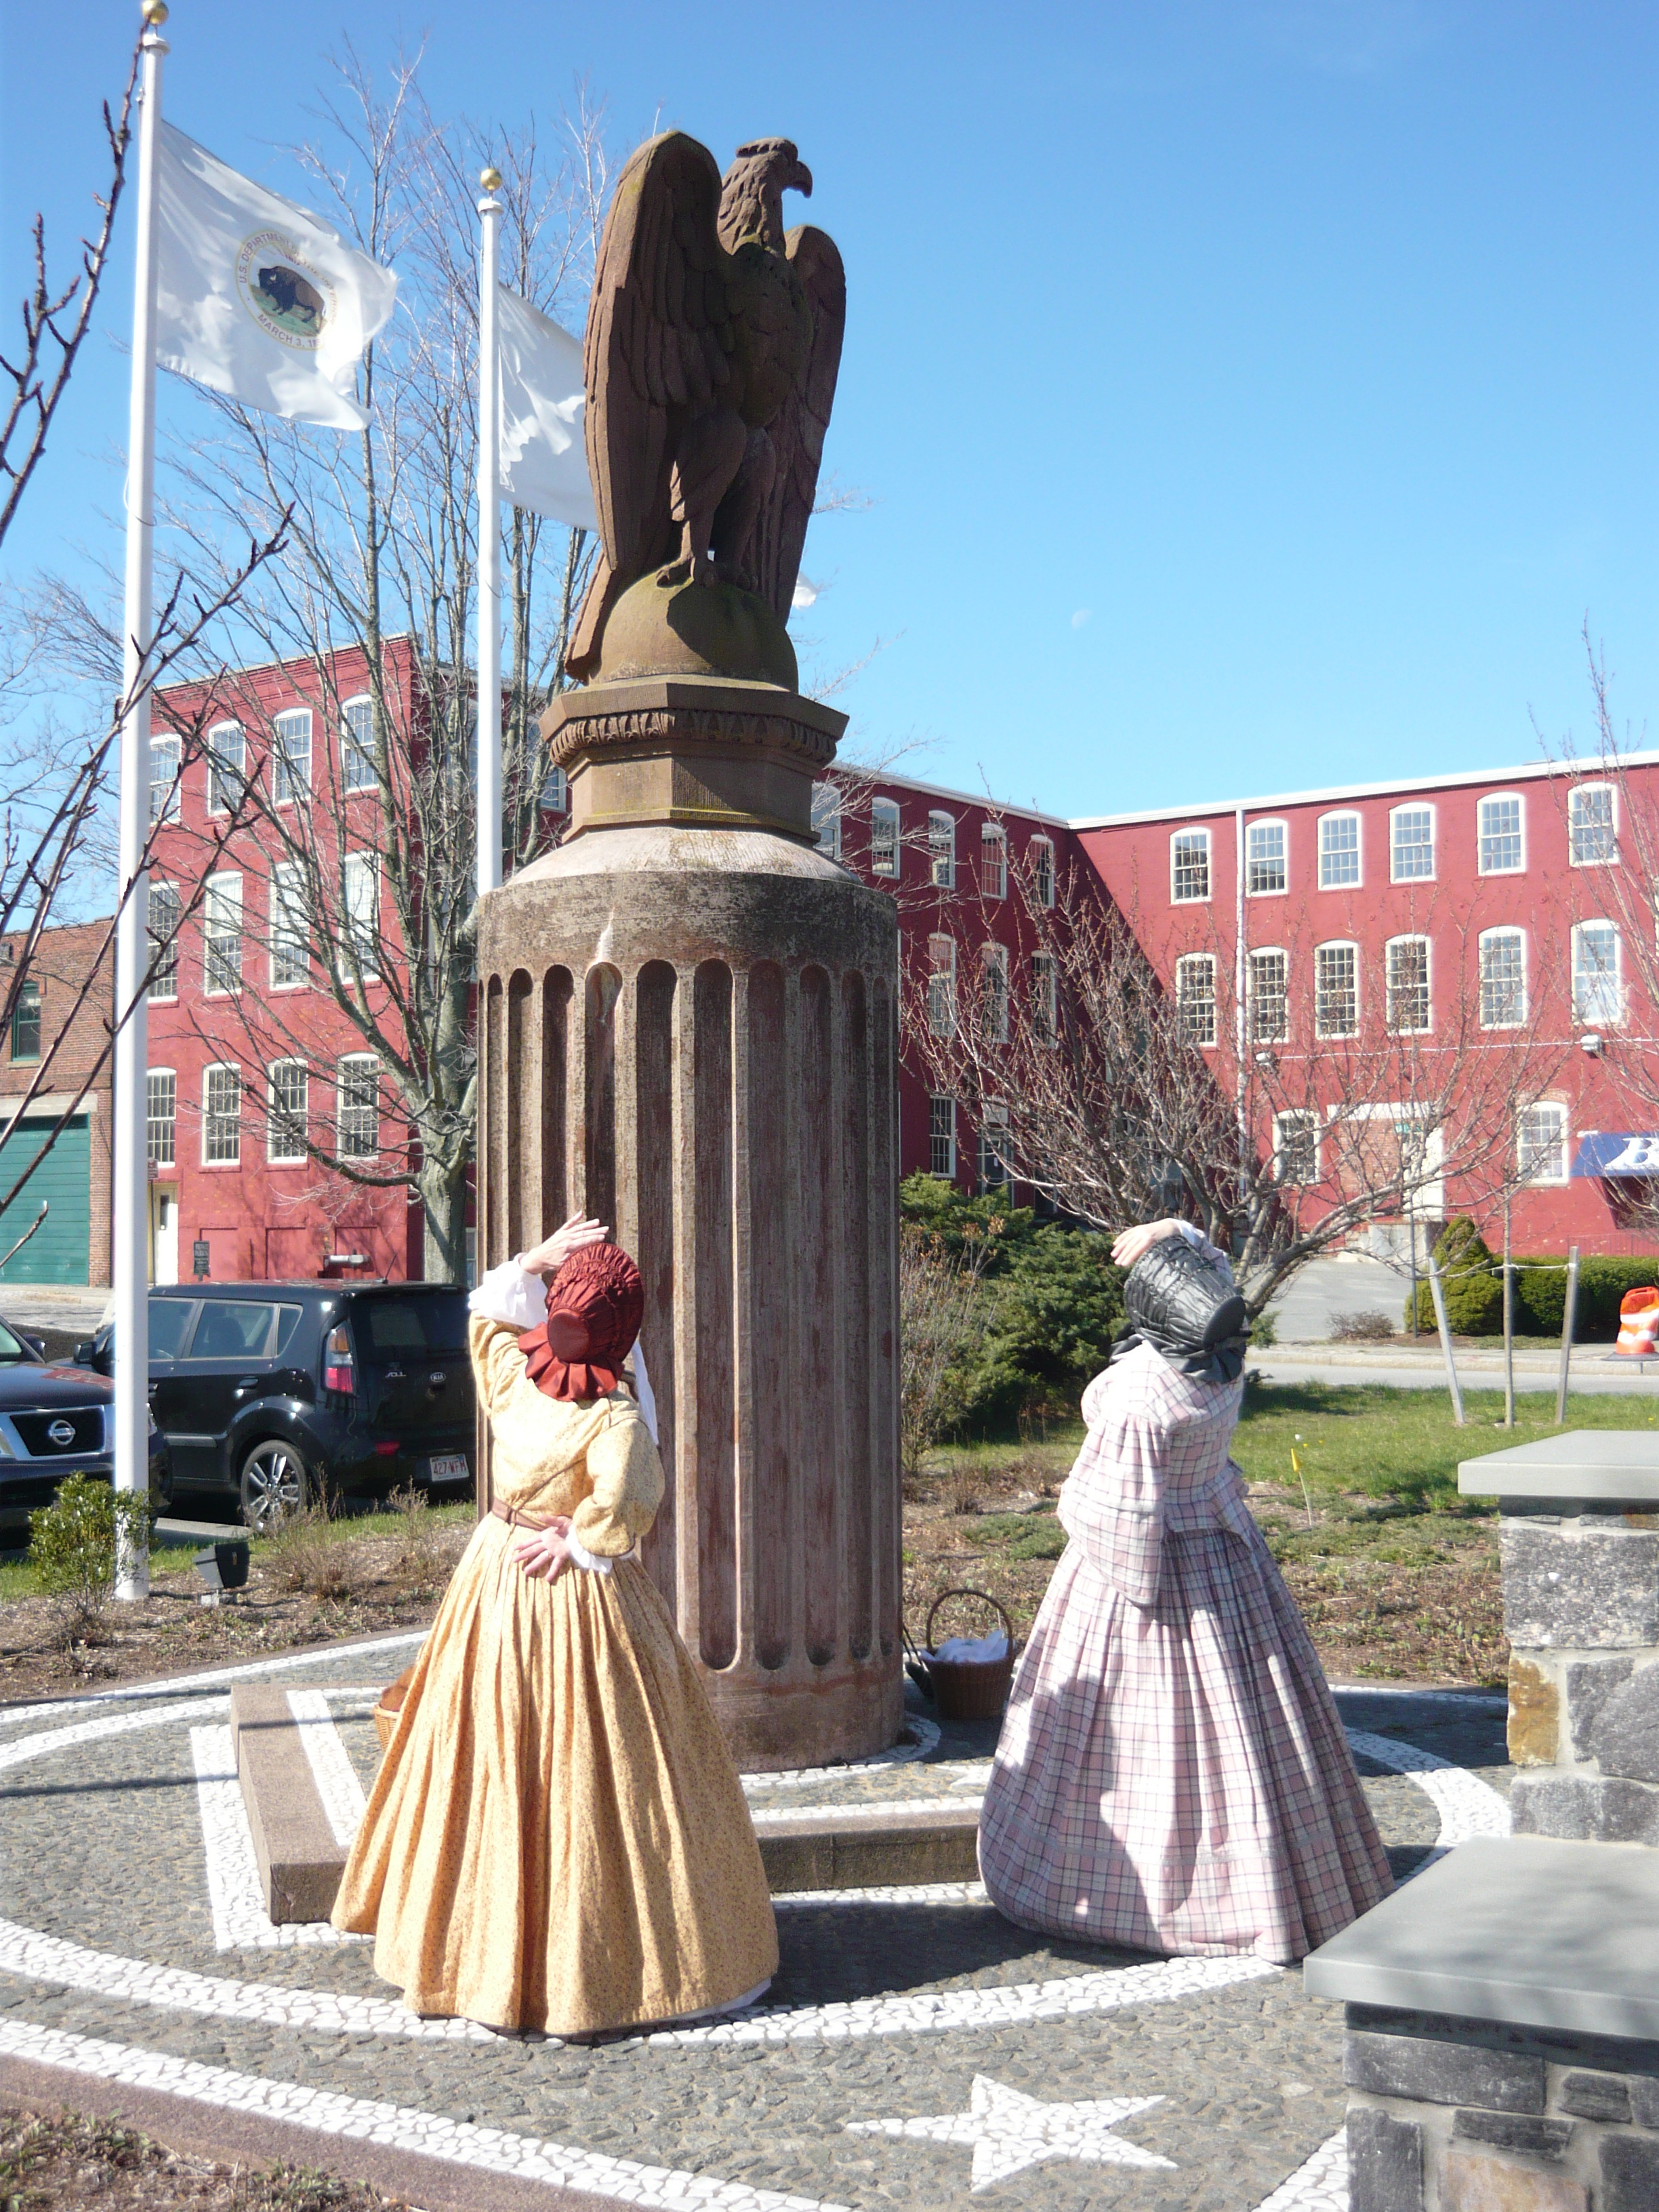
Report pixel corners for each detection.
[429,1454,469,1484]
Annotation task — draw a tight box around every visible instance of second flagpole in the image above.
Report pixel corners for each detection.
[476,168,504,905]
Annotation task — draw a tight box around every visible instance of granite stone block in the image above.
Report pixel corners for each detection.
[1555,2070,1632,2123]
[1441,2152,1587,2212]
[1563,1657,1635,1750]
[1507,1660,1560,1767]
[1582,1664,1659,1784]
[1602,2131,1659,2212]
[1347,2107,1424,2212]
[1509,1774,1659,1845]
[1452,2112,1574,2159]
[1500,1521,1659,1649]
[1345,2030,1545,2112]
[1628,2072,1659,2128]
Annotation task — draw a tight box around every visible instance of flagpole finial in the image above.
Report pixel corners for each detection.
[142,0,169,24]
[480,166,503,192]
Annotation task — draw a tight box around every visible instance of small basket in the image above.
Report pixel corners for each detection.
[909,1589,1016,1723]
[373,1664,415,1753]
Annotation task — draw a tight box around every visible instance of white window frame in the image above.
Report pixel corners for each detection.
[927,810,956,890]
[1385,934,1432,1036]
[981,942,1009,1042]
[1273,1109,1321,1187]
[1477,792,1526,876]
[1245,819,1287,898]
[342,853,379,982]
[1569,782,1617,867]
[540,762,568,815]
[268,1059,308,1164]
[1314,939,1359,1037]
[1317,811,1361,890]
[1029,836,1055,910]
[203,870,243,996]
[272,707,312,806]
[977,1100,1010,1194]
[340,695,376,794]
[926,934,956,1037]
[811,780,842,859]
[146,1069,176,1168]
[207,721,245,815]
[1031,950,1058,1045]
[146,880,180,1000]
[928,1094,957,1180]
[1175,951,1217,1047]
[871,797,901,878]
[1248,947,1289,1044]
[1572,919,1622,1027]
[149,732,182,824]
[1389,802,1436,883]
[1517,1100,1569,1187]
[337,1054,379,1160]
[1477,927,1528,1030]
[270,861,308,989]
[1170,827,1211,904]
[979,821,1006,900]
[202,1062,241,1166]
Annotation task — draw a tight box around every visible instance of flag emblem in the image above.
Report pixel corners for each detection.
[234,230,333,350]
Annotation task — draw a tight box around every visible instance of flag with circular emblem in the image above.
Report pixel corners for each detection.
[154,122,397,431]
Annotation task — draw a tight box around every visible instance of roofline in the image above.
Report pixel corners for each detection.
[154,632,418,705]
[836,765,1071,830]
[1064,750,1659,830]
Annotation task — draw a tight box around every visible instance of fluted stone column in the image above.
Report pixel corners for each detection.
[475,672,903,1770]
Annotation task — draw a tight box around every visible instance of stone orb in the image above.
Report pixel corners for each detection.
[596,573,799,690]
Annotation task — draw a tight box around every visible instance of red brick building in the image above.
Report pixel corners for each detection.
[1,919,115,1286]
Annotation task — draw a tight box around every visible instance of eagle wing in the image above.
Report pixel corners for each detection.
[751,224,846,624]
[583,131,733,579]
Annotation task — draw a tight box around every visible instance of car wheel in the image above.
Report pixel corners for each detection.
[239,1439,310,1531]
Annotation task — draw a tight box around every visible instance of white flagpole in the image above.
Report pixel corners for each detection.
[476,167,504,901]
[113,0,168,1600]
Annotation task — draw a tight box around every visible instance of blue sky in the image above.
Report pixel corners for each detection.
[3,1,1655,817]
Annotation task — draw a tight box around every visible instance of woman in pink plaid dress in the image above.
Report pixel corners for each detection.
[979,1219,1391,1963]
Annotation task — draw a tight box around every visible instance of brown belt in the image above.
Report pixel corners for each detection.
[491,1500,553,1532]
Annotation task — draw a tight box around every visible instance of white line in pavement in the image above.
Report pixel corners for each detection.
[0,2018,851,2212]
[285,1689,367,1847]
[1347,1728,1510,1864]
[774,1882,990,1909]
[1250,2128,1348,2212]
[189,1725,359,1952]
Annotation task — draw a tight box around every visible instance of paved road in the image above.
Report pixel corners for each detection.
[1254,1351,1659,1397]
[1265,1255,1411,1340]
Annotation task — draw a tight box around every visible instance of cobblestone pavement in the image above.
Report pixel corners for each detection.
[0,1637,1511,2212]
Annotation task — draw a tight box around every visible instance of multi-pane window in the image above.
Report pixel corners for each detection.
[9,977,41,1062]
[146,880,180,999]
[203,1063,241,1164]
[541,763,568,815]
[268,1061,308,1162]
[1479,929,1526,1029]
[871,798,900,878]
[1029,836,1055,909]
[811,781,842,858]
[1176,952,1216,1046]
[272,708,312,804]
[1386,936,1431,1033]
[1248,948,1288,1044]
[1518,1102,1568,1186]
[981,943,1009,1041]
[1391,806,1435,881]
[979,822,1006,899]
[145,1069,176,1167]
[1314,941,1358,1036]
[1170,828,1210,903]
[1478,794,1525,874]
[928,811,955,889]
[1317,811,1361,888]
[1031,951,1058,1044]
[1246,820,1286,896]
[928,1094,956,1179]
[1573,921,1621,1025]
[926,934,956,1036]
[149,733,182,823]
[338,1056,379,1159]
[1275,1111,1320,1186]
[207,721,245,813]
[1570,784,1616,866]
[342,853,378,979]
[978,1102,1010,1193]
[204,872,243,994]
[341,697,375,792]
[270,861,308,987]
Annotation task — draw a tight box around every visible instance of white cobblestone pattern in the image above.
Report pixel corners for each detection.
[773,1883,991,1910]
[749,1794,984,1826]
[1347,1728,1510,1860]
[189,1725,360,1952]
[846,2074,1176,2190]
[285,1689,368,1847]
[1249,2126,1348,2211]
[0,1633,426,1732]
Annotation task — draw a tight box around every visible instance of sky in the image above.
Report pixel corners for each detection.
[2,0,1655,820]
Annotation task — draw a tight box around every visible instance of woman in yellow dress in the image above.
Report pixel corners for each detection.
[333,1215,778,2039]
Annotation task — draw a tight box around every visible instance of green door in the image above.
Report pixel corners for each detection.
[0,1115,91,1284]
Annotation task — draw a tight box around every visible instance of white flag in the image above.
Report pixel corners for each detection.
[155,123,397,432]
[496,285,597,529]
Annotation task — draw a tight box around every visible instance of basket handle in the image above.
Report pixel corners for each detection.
[924,1585,1015,1655]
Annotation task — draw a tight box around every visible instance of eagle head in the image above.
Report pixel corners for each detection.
[718,138,813,253]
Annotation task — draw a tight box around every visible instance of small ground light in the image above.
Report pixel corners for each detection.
[194,1539,250,1605]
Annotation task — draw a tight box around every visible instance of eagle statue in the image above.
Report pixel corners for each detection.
[565,131,846,685]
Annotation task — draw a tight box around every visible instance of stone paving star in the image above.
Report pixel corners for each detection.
[846,2072,1177,2192]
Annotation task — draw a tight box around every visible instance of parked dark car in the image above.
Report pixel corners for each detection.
[77,1282,474,1529]
[0,1314,171,1545]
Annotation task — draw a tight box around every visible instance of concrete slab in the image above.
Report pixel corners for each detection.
[229,1685,346,1923]
[1459,1431,1659,1500]
[1303,1835,1659,2041]
[757,1806,979,1893]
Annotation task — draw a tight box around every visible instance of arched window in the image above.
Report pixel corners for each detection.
[1390,804,1435,882]
[272,708,312,804]
[268,1061,308,1162]
[981,943,1009,1041]
[1570,783,1616,866]
[928,1094,956,1179]
[146,882,180,1000]
[1028,836,1055,909]
[1317,811,1361,889]
[811,781,842,858]
[1517,1102,1568,1186]
[340,695,376,792]
[979,821,1006,899]
[928,811,955,889]
[1248,948,1288,1044]
[927,934,956,1036]
[1246,819,1286,896]
[1314,941,1358,1036]
[1170,827,1210,903]
[1477,792,1525,875]
[1572,920,1622,1026]
[207,722,245,814]
[871,797,901,878]
[149,732,182,823]
[1175,952,1216,1046]
[1478,928,1526,1029]
[1386,935,1431,1034]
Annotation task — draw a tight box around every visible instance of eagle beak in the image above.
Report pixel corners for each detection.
[791,161,813,198]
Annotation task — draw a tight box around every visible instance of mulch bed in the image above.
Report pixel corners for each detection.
[0,2106,412,2209]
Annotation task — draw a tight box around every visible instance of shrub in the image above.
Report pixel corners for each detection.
[1332,1309,1395,1342]
[28,1473,153,1646]
[946,1225,1126,1431]
[262,1501,354,1601]
[1407,1216,1502,1334]
[1250,1308,1278,1349]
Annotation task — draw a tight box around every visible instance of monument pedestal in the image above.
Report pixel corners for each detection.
[475,672,903,1771]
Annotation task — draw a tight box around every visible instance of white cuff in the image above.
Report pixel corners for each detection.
[628,1338,659,1445]
[565,1530,617,1576]
[468,1261,545,1331]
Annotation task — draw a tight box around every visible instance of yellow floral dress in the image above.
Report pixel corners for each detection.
[332,1311,778,2036]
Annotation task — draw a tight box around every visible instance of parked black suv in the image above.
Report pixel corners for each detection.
[0,1313,171,1544]
[78,1282,473,1528]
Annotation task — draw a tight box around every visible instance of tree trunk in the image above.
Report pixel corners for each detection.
[418,1149,469,1284]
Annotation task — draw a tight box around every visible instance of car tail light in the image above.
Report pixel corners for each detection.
[324,1325,354,1395]
[373,1439,399,1456]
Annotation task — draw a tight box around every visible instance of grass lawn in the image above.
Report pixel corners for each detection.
[904,1385,1659,1687]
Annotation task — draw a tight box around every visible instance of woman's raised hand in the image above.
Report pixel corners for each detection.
[1110,1218,1187,1269]
[516,1213,609,1279]
[514,1514,573,1581]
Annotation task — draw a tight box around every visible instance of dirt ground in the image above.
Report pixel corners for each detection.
[0,2106,412,2210]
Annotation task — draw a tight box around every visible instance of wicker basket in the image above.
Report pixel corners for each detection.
[911,1589,1016,1723]
[373,1664,415,1753]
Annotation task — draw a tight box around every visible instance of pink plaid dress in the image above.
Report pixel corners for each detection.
[979,1338,1392,1964]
